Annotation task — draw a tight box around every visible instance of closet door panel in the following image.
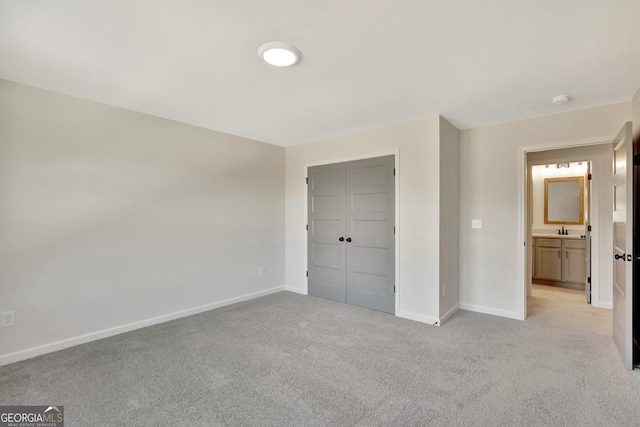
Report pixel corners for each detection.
[308,163,347,303]
[345,156,395,314]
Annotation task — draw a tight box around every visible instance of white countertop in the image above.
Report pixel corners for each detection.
[533,234,585,240]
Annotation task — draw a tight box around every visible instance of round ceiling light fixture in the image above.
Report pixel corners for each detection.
[551,95,570,105]
[258,42,301,67]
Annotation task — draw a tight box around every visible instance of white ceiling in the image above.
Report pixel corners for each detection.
[2,1,640,146]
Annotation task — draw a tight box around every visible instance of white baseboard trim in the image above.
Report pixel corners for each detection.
[459,302,521,320]
[396,310,439,326]
[284,285,307,295]
[439,304,460,325]
[594,301,613,310]
[0,285,286,367]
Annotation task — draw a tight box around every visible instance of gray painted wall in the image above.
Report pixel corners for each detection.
[459,102,630,319]
[285,116,461,325]
[0,80,285,361]
[439,117,460,319]
[285,117,443,324]
[2,76,637,364]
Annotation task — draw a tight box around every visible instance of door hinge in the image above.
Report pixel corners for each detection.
[394,226,396,235]
[588,173,592,180]
[393,168,396,176]
[306,224,308,231]
[394,285,396,293]
[305,177,308,184]
[588,277,591,284]
[306,271,308,277]
[588,225,592,231]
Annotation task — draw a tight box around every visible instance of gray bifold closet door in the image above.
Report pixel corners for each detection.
[307,155,395,314]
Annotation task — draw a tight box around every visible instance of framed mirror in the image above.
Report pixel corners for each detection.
[544,176,584,224]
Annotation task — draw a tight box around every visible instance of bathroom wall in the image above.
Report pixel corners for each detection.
[530,163,589,235]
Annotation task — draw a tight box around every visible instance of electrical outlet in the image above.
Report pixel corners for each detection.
[1,311,15,328]
[259,267,266,277]
[472,219,483,229]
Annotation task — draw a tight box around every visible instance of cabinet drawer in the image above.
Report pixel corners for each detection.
[564,239,586,249]
[537,238,562,248]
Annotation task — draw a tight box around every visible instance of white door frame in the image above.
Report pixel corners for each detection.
[304,149,400,314]
[518,136,615,320]
[526,156,599,300]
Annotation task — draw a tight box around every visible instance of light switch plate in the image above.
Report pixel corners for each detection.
[472,219,483,229]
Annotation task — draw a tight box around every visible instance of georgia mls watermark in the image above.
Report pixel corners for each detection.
[0,406,64,427]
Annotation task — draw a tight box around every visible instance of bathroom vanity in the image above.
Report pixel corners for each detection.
[532,235,587,289]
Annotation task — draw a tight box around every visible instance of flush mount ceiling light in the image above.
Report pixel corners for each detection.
[551,95,570,105]
[258,42,301,67]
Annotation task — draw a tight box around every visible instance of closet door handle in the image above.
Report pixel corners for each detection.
[346,237,352,242]
[339,237,344,242]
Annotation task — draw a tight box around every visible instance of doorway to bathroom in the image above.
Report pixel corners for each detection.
[525,143,613,311]
[530,161,591,298]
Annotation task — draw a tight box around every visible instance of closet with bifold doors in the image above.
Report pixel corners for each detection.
[307,155,395,314]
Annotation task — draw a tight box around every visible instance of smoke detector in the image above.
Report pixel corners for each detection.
[551,95,570,105]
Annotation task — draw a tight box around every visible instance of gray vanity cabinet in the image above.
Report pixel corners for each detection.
[534,237,586,286]
[535,238,562,281]
[562,239,587,283]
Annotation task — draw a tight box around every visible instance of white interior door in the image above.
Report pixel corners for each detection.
[612,122,633,370]
[585,162,592,304]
